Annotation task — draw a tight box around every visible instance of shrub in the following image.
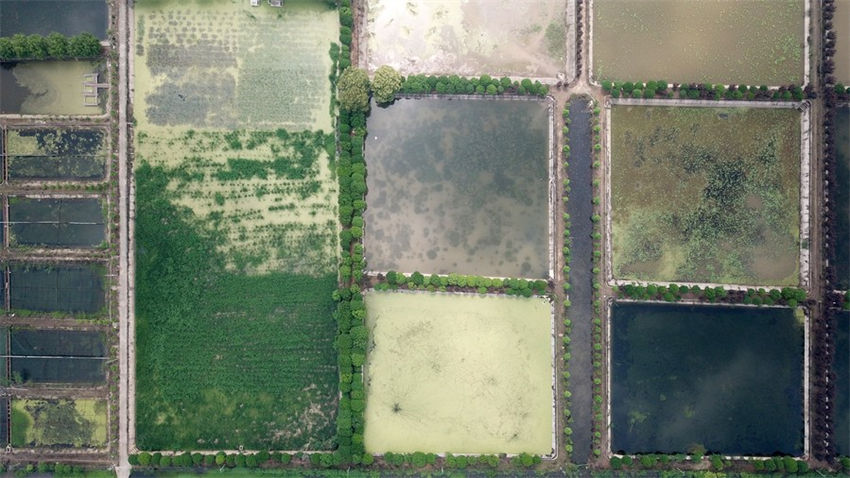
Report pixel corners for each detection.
[339,67,371,113]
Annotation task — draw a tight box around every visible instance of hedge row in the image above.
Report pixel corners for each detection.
[600,80,813,102]
[336,0,352,70]
[400,74,549,97]
[561,101,574,456]
[588,102,605,461]
[0,32,101,61]
[615,283,807,307]
[610,454,808,474]
[373,271,548,297]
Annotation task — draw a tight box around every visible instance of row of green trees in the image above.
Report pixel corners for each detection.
[401,73,549,97]
[377,270,548,296]
[561,102,575,456]
[616,283,807,307]
[588,102,605,461]
[600,80,808,102]
[0,32,101,61]
[610,454,808,473]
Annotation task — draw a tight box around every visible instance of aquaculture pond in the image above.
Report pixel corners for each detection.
[834,106,850,290]
[365,0,568,78]
[8,197,105,248]
[5,128,108,181]
[2,328,107,384]
[611,302,804,455]
[592,0,804,85]
[0,0,108,38]
[836,311,850,456]
[363,292,554,455]
[364,97,551,278]
[8,263,105,315]
[0,61,105,115]
[11,398,107,448]
[610,105,802,286]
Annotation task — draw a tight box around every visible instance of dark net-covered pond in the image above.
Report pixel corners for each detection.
[1,328,107,384]
[836,310,850,456]
[0,0,107,38]
[364,97,552,279]
[611,302,804,456]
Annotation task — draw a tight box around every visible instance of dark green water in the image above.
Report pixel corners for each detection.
[0,0,107,38]
[836,310,850,456]
[9,263,105,314]
[7,128,107,180]
[611,302,803,455]
[8,329,106,383]
[834,107,849,289]
[9,197,105,247]
[364,97,550,278]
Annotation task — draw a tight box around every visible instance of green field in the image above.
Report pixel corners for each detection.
[134,0,340,450]
[11,398,107,448]
[610,105,801,285]
[592,0,804,85]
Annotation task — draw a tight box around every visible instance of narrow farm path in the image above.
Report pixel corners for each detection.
[117,0,131,474]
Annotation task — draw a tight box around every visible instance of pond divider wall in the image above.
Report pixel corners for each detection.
[565,97,594,464]
[603,99,812,291]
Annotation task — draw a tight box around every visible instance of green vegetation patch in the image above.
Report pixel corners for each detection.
[134,0,338,131]
[5,128,107,180]
[610,105,801,285]
[593,0,804,85]
[135,163,338,450]
[363,291,553,455]
[11,398,107,448]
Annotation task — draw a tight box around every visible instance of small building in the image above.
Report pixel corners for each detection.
[250,0,259,6]
[269,0,281,6]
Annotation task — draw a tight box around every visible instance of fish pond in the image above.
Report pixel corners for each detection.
[834,106,850,290]
[836,0,850,83]
[0,0,108,38]
[0,61,105,115]
[836,310,850,456]
[592,0,804,85]
[363,291,554,455]
[8,262,105,315]
[365,0,568,78]
[8,196,105,248]
[364,97,551,279]
[611,302,804,456]
[610,104,802,286]
[1,328,107,384]
[4,127,108,181]
[11,398,107,448]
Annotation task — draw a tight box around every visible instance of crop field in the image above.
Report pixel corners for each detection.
[363,292,553,455]
[364,98,551,278]
[8,263,106,315]
[611,302,803,455]
[835,107,850,290]
[134,0,340,450]
[365,0,567,78]
[610,105,802,285]
[836,311,850,456]
[8,197,105,248]
[4,128,108,181]
[0,0,108,38]
[2,328,107,384]
[134,0,337,132]
[11,398,107,448]
[0,61,105,115]
[592,0,804,85]
[836,0,850,83]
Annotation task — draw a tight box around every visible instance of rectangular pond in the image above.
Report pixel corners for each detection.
[9,263,105,315]
[5,328,106,384]
[8,196,105,248]
[836,0,850,83]
[11,398,107,448]
[834,106,849,290]
[0,0,108,38]
[592,0,805,85]
[609,104,802,286]
[364,97,552,279]
[611,302,804,456]
[836,310,850,457]
[5,128,108,181]
[0,61,105,115]
[364,291,554,455]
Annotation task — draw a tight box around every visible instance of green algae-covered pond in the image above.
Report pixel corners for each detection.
[611,302,804,455]
[364,291,554,455]
[364,97,551,279]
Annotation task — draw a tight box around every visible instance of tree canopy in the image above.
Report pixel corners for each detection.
[371,65,402,104]
[338,67,370,113]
